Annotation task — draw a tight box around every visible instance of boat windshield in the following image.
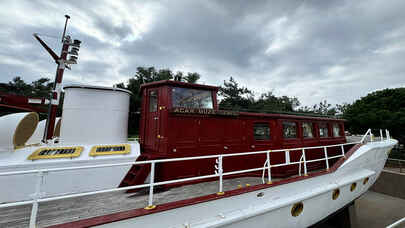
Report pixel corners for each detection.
[171,87,213,109]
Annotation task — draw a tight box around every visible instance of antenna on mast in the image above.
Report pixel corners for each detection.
[33,15,82,142]
[61,15,70,43]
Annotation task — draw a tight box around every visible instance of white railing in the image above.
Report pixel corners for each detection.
[0,129,391,227]
[386,216,405,228]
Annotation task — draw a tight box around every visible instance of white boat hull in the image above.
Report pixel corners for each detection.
[0,143,140,204]
[96,140,396,228]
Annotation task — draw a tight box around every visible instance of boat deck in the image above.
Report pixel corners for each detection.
[0,177,267,228]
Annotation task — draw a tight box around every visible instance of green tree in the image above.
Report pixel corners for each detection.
[218,77,254,111]
[297,100,339,116]
[251,92,300,113]
[0,76,52,97]
[343,88,405,144]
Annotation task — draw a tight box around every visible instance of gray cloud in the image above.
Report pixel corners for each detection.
[0,0,404,107]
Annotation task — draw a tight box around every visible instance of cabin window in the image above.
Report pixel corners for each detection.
[149,90,158,112]
[302,122,314,138]
[333,124,341,137]
[172,87,213,109]
[254,123,270,140]
[283,122,297,139]
[319,123,329,138]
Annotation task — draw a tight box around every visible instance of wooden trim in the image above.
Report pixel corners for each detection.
[47,144,362,228]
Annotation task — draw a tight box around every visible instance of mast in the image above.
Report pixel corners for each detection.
[33,15,81,142]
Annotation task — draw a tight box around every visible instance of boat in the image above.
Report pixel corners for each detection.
[0,16,398,228]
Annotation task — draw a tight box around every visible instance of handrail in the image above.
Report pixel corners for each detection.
[386,216,405,228]
[0,128,391,228]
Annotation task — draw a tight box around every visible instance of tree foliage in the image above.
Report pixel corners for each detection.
[343,88,405,144]
[0,76,53,97]
[218,77,254,111]
[219,77,300,113]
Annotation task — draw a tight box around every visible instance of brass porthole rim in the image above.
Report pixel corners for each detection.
[332,189,340,200]
[291,202,304,217]
[363,177,369,185]
[350,183,357,192]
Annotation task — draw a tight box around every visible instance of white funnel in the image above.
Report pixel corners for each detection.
[60,85,131,145]
[0,112,39,151]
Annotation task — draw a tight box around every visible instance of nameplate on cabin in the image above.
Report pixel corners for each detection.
[171,108,239,116]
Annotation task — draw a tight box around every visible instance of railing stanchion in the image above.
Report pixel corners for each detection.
[341,145,345,157]
[266,151,272,184]
[380,129,383,141]
[145,162,156,209]
[29,171,44,228]
[217,156,224,195]
[323,147,329,170]
[302,149,308,176]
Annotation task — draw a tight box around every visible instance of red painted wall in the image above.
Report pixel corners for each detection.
[138,81,346,183]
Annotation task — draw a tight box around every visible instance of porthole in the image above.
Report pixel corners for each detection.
[350,183,357,192]
[291,202,304,217]
[332,189,340,200]
[363,177,369,185]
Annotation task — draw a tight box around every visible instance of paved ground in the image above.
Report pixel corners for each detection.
[352,191,405,228]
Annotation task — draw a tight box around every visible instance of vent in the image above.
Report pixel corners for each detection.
[28,146,83,160]
[90,144,130,156]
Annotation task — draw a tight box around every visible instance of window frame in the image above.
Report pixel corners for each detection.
[332,123,342,137]
[282,121,298,139]
[170,86,214,109]
[148,90,158,112]
[302,122,315,139]
[318,122,330,138]
[253,122,271,141]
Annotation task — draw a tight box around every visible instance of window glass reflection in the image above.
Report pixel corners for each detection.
[172,87,213,109]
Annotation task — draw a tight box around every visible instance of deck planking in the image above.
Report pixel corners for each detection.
[0,177,265,228]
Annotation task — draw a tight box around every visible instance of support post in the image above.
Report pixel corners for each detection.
[145,162,156,210]
[380,129,383,141]
[217,156,224,195]
[324,147,329,170]
[302,149,307,176]
[341,145,345,157]
[266,151,272,184]
[29,171,45,228]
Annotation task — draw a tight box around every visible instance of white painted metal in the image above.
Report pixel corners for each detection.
[324,147,329,170]
[0,129,397,228]
[0,112,39,152]
[147,162,155,207]
[386,216,405,228]
[96,137,396,228]
[60,85,131,144]
[0,141,140,204]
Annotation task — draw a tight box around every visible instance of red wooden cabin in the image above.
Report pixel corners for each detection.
[121,80,347,187]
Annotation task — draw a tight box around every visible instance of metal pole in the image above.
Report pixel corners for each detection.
[29,171,44,228]
[43,16,71,141]
[302,149,307,176]
[146,162,155,209]
[380,129,383,141]
[266,151,272,184]
[323,147,329,170]
[218,156,224,195]
[341,145,345,157]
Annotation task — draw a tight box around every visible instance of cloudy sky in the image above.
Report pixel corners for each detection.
[1,0,404,106]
